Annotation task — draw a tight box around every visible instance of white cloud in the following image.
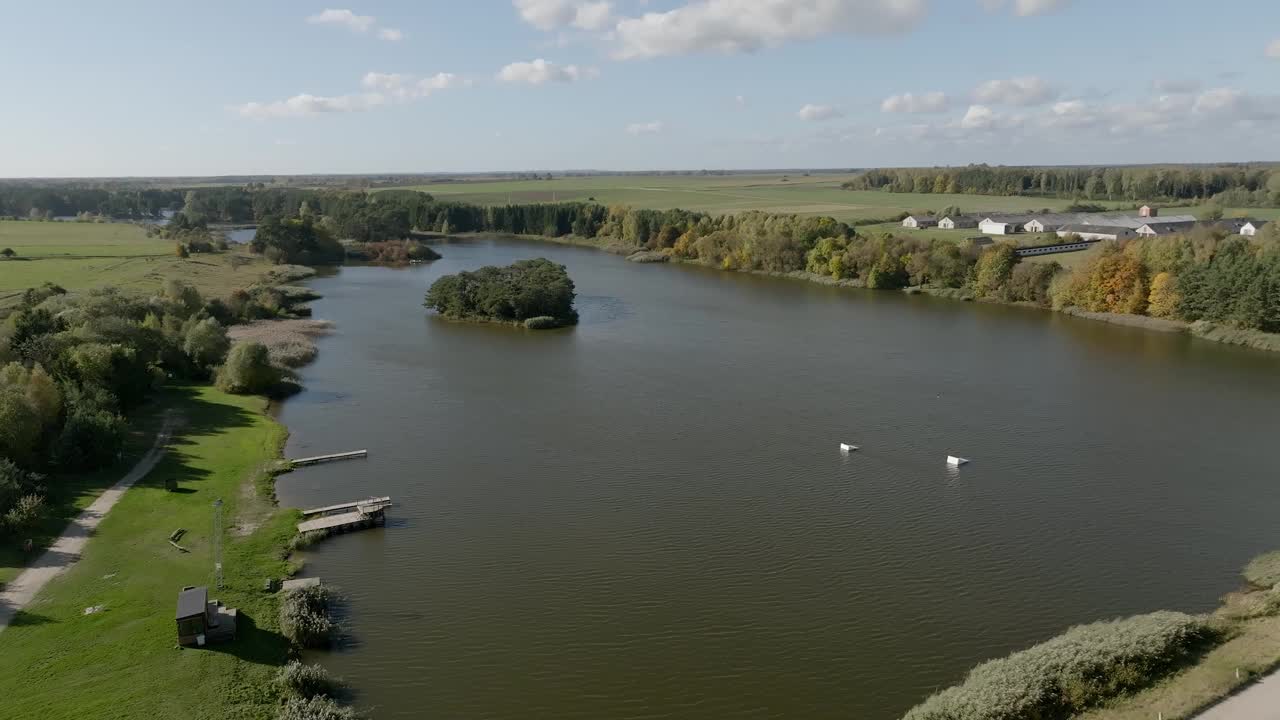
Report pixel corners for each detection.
[980,0,1071,16]
[881,91,949,113]
[797,104,842,121]
[237,92,386,119]
[239,71,463,119]
[307,9,402,41]
[514,0,614,31]
[734,94,747,108]
[959,105,997,130]
[1266,38,1280,58]
[973,76,1056,106]
[497,58,598,84]
[572,1,614,30]
[1193,87,1247,114]
[626,121,665,135]
[611,0,927,60]
[306,9,376,33]
[360,71,464,99]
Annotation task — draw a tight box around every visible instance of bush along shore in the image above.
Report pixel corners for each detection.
[903,550,1280,720]
[424,257,579,329]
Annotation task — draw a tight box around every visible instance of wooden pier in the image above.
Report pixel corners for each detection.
[288,450,367,468]
[297,496,392,534]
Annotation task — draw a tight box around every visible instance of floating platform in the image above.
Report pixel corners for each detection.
[297,496,392,534]
[289,450,368,467]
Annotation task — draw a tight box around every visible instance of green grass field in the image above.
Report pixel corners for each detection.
[0,385,295,720]
[0,221,270,310]
[387,174,1280,232]
[385,174,1132,223]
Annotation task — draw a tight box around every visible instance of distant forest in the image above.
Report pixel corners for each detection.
[843,165,1280,206]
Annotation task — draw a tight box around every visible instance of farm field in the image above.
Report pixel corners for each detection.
[384,174,1131,223]
[0,220,270,310]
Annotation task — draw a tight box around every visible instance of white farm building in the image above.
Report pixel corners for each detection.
[1056,224,1136,241]
[902,216,939,229]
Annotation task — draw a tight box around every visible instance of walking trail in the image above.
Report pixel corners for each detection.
[1195,668,1280,720]
[0,414,175,633]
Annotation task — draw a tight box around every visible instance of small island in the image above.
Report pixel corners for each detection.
[424,258,579,329]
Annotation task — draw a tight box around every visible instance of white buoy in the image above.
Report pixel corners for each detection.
[946,455,970,466]
[840,443,859,453]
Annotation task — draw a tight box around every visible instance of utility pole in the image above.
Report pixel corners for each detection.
[212,499,224,590]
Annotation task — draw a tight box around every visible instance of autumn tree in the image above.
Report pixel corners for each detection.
[1147,272,1181,318]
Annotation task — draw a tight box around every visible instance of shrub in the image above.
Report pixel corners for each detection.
[280,584,338,648]
[53,408,125,471]
[216,342,281,395]
[278,696,359,720]
[183,318,231,371]
[275,661,340,699]
[523,316,560,330]
[2,494,45,532]
[1244,551,1280,588]
[902,611,1212,720]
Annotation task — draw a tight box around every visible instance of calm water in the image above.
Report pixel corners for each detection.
[275,237,1280,720]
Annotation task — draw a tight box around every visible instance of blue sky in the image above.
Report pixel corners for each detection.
[2,0,1278,176]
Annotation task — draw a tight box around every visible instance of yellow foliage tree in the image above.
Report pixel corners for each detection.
[1147,272,1181,318]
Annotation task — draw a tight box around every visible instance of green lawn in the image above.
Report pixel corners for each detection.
[0,385,296,720]
[0,220,271,310]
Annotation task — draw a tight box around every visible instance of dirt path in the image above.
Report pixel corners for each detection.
[0,414,175,633]
[1196,669,1280,720]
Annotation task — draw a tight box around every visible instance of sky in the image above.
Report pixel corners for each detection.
[1,0,1279,177]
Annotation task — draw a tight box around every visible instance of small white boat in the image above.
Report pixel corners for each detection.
[840,443,859,453]
[946,456,970,466]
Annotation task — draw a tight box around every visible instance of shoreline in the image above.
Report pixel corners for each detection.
[452,231,1280,355]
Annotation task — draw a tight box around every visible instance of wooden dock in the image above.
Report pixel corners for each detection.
[297,496,392,534]
[289,450,367,468]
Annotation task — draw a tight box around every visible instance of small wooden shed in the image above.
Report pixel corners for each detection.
[176,585,238,647]
[176,586,209,647]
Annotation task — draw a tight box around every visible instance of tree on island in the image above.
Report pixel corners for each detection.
[424,258,578,328]
[1,248,14,259]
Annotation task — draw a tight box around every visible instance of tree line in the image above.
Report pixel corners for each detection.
[842,164,1280,206]
[0,187,183,219]
[0,278,304,537]
[213,186,1280,336]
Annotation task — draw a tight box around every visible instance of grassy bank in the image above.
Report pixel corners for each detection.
[0,384,297,720]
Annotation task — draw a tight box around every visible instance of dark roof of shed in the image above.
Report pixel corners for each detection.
[177,586,208,620]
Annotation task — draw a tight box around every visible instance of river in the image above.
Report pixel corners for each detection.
[274,236,1280,720]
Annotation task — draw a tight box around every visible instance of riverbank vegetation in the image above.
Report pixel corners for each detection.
[425,258,578,328]
[911,550,1280,720]
[903,611,1214,720]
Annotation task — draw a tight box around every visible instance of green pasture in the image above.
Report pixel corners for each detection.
[0,221,270,310]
